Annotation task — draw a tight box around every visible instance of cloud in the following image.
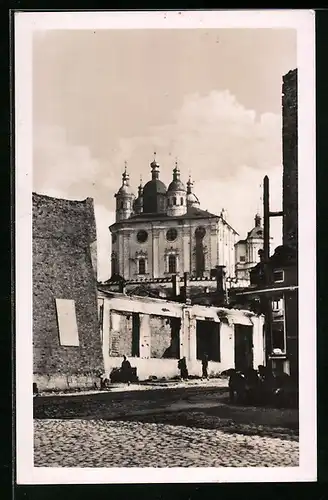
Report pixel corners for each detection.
[110,90,282,183]
[33,89,283,279]
[33,125,116,281]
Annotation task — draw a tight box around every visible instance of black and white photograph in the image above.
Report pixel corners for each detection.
[15,10,316,483]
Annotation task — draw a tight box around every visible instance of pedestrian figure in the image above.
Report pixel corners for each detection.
[178,356,189,381]
[121,355,133,385]
[33,382,39,398]
[228,370,246,403]
[201,353,209,380]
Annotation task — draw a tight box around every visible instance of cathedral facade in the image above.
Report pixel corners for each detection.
[109,156,239,282]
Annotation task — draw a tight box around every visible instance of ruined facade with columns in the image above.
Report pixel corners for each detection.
[98,290,265,380]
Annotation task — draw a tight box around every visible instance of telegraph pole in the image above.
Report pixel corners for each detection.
[263,175,284,367]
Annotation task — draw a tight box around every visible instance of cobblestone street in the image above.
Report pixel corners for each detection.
[34,385,299,468]
[34,419,298,468]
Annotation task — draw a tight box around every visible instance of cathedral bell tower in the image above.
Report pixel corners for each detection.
[114,162,135,222]
[166,161,187,217]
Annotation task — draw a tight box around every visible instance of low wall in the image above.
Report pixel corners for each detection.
[34,373,99,392]
[104,357,224,381]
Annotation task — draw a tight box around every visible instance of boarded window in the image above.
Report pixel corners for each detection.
[55,299,79,346]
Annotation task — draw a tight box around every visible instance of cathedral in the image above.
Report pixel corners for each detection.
[109,155,242,283]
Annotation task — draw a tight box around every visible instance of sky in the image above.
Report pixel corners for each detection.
[32,28,297,281]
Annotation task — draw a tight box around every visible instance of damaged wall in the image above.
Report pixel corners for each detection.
[99,291,265,380]
[282,69,298,251]
[33,193,103,391]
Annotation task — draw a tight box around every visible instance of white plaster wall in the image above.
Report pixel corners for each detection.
[252,316,265,368]
[99,293,265,379]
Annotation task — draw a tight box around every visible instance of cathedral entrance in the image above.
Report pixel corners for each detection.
[234,325,254,372]
[196,320,220,362]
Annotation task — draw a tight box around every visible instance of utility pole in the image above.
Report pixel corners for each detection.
[263,176,283,367]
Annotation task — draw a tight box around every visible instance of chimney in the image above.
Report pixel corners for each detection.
[172,274,180,298]
[181,272,190,303]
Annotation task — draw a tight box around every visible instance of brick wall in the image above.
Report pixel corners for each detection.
[109,311,133,357]
[33,193,103,381]
[149,315,174,358]
[282,69,298,251]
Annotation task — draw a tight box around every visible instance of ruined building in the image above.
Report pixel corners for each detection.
[33,193,103,391]
[98,288,265,380]
[237,69,298,380]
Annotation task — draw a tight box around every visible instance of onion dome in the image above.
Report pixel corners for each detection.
[186,175,200,207]
[143,153,167,213]
[116,162,133,195]
[167,161,186,192]
[133,176,143,214]
[247,213,264,239]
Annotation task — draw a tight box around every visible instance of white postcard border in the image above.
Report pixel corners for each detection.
[15,9,316,484]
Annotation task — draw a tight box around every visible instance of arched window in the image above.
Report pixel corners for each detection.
[180,197,184,205]
[173,197,177,206]
[168,255,177,274]
[138,258,146,275]
[111,256,118,275]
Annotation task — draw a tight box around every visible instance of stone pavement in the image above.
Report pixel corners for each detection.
[34,419,299,468]
[34,385,299,468]
[38,377,229,397]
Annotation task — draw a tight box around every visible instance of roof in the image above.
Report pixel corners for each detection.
[143,178,167,195]
[167,179,186,192]
[110,206,219,229]
[247,226,264,239]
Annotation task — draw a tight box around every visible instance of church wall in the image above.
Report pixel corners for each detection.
[111,215,237,281]
[235,241,247,264]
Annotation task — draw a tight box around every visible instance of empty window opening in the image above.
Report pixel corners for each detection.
[150,315,180,359]
[138,258,146,275]
[132,313,140,357]
[180,197,184,205]
[163,317,181,359]
[196,320,220,362]
[173,197,177,206]
[168,255,177,274]
[234,324,254,372]
[55,298,79,347]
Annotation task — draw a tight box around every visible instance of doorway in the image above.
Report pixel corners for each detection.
[196,320,220,361]
[234,324,254,372]
[132,313,140,357]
